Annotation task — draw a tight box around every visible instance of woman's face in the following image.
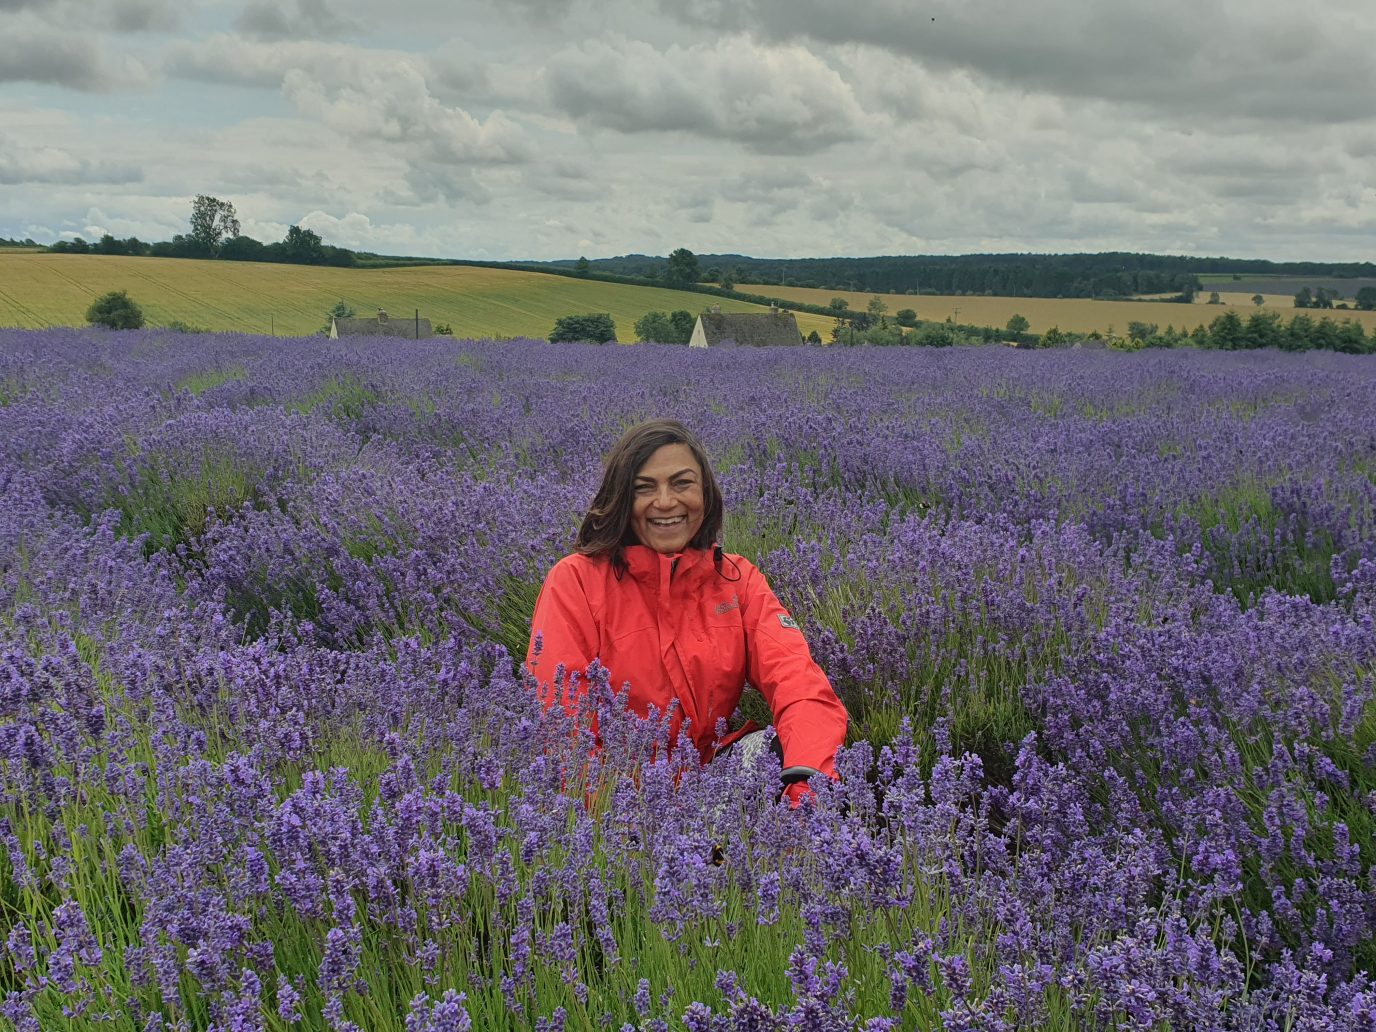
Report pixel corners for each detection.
[630,443,706,554]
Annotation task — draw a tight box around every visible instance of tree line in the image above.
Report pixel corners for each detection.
[46,196,356,267]
[540,251,1376,301]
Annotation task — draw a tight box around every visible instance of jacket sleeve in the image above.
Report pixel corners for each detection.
[526,557,601,714]
[738,559,848,781]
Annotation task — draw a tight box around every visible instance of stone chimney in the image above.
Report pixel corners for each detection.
[711,303,721,313]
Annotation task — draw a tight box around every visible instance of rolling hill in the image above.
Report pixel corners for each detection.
[0,253,835,341]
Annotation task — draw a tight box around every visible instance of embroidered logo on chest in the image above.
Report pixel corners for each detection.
[714,594,740,615]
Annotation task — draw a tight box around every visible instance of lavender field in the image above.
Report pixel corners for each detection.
[3,327,1376,1031]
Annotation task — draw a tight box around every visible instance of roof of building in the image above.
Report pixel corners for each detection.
[695,310,801,347]
[332,315,433,339]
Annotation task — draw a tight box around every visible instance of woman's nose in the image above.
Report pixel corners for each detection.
[651,485,673,508]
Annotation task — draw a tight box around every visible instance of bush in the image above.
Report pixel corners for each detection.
[634,310,695,344]
[85,289,145,330]
[550,313,617,344]
[895,308,918,327]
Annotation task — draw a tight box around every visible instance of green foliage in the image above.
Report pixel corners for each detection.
[1005,314,1030,334]
[1126,321,1158,342]
[914,323,956,347]
[1355,287,1376,311]
[895,308,918,327]
[323,300,356,334]
[1208,292,1222,304]
[549,313,617,344]
[805,330,822,345]
[434,322,454,336]
[1040,326,1067,348]
[188,194,240,255]
[1252,294,1265,306]
[634,309,695,344]
[663,248,700,289]
[283,225,325,265]
[575,256,590,276]
[85,289,145,330]
[866,296,888,322]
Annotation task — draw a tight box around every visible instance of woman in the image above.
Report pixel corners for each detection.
[526,419,848,805]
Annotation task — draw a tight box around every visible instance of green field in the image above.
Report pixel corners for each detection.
[0,253,835,340]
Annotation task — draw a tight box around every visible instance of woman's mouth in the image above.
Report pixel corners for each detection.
[648,515,686,528]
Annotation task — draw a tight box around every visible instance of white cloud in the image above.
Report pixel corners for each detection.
[0,134,143,184]
[541,34,868,153]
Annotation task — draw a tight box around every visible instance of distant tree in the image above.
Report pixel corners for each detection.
[635,310,689,344]
[220,235,266,262]
[1006,314,1030,335]
[1251,294,1265,307]
[866,296,888,323]
[663,248,700,289]
[827,297,849,315]
[1040,326,1067,348]
[96,234,126,255]
[282,225,325,264]
[1244,310,1285,350]
[189,195,240,256]
[1126,320,1158,341]
[1356,287,1376,311]
[719,270,736,291]
[434,322,454,336]
[86,289,144,330]
[915,323,955,347]
[550,313,616,343]
[805,329,822,345]
[575,256,590,277]
[1314,287,1337,310]
[1208,310,1245,349]
[1294,287,1314,309]
[895,308,918,327]
[322,299,355,334]
[1207,291,1222,305]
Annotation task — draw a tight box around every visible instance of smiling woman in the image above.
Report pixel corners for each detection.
[525,419,849,805]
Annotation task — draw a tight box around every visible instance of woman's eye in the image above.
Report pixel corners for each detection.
[635,483,654,494]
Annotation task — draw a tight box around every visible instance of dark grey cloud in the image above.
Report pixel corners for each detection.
[0,25,149,89]
[660,0,1376,125]
[1,0,178,30]
[236,0,360,41]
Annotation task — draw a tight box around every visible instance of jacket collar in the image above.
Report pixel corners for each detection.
[623,544,711,586]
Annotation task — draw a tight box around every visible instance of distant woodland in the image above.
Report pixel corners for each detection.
[539,252,1376,300]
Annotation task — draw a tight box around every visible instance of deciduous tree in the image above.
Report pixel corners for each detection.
[550,313,616,344]
[85,289,144,330]
[189,195,240,255]
[664,248,700,289]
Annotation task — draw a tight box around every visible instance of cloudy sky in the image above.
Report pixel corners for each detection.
[2,0,1374,262]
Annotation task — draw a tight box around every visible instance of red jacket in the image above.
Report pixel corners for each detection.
[526,544,847,785]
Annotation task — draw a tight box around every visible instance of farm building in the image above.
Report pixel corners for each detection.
[330,309,433,339]
[689,305,801,348]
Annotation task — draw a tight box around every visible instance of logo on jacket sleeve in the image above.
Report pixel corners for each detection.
[778,613,799,630]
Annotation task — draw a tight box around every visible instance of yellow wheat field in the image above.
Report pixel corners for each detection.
[0,253,835,341]
[760,285,1376,335]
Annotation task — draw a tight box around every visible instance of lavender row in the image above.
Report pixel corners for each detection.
[2,328,1375,1029]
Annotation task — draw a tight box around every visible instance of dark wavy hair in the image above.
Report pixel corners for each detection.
[576,419,724,572]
